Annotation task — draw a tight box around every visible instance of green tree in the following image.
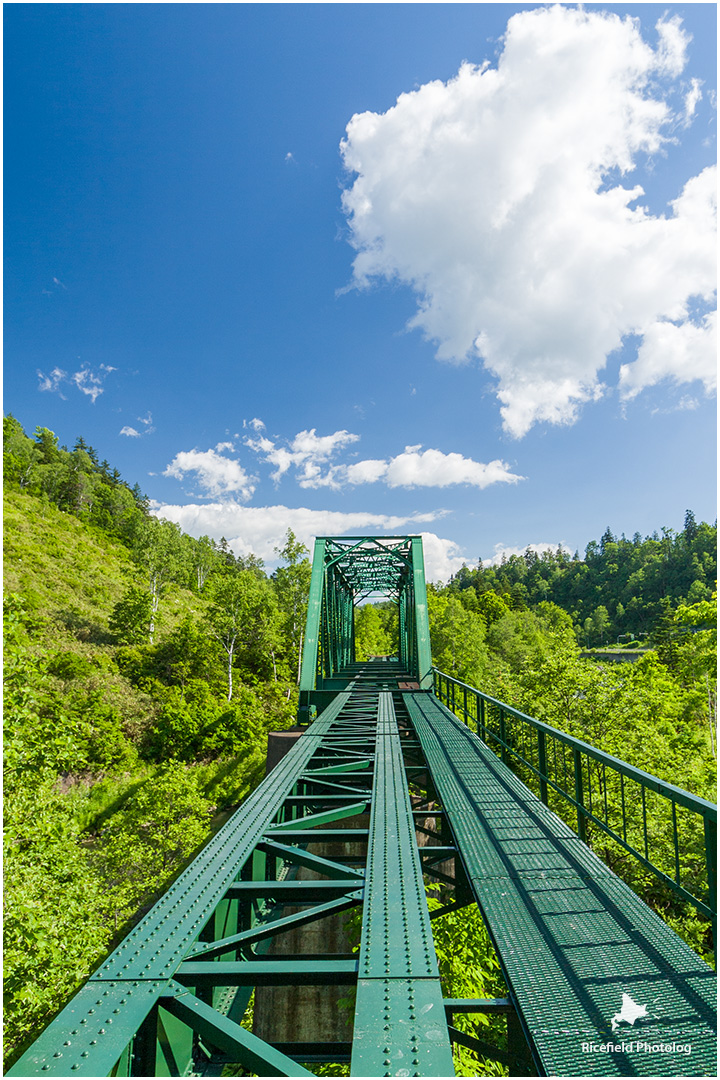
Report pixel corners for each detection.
[590,604,610,646]
[130,517,186,642]
[476,591,511,626]
[354,604,393,660]
[90,764,214,926]
[429,594,489,687]
[206,571,282,699]
[109,585,153,645]
[3,415,41,488]
[273,530,312,684]
[192,534,221,592]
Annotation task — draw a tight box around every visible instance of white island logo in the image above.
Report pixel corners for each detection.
[611,994,648,1032]
[582,994,691,1057]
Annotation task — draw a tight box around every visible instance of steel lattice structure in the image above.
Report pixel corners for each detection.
[8,535,717,1078]
[298,536,432,723]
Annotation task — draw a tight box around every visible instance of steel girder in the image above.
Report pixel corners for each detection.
[9,674,470,1078]
[298,537,432,724]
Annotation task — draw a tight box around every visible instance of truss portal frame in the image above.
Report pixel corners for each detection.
[298,536,432,723]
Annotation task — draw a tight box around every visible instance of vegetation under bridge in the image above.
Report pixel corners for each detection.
[10,536,717,1077]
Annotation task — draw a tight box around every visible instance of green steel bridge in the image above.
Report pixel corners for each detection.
[9,536,717,1077]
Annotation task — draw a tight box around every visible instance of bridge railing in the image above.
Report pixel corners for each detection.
[433,669,717,928]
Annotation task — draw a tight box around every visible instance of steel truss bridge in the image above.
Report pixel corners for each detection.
[10,536,717,1077]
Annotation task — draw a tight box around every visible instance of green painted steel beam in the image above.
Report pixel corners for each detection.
[409,536,432,689]
[225,881,364,901]
[304,759,373,776]
[185,895,363,962]
[260,829,369,842]
[160,982,314,1077]
[258,839,364,880]
[265,801,370,832]
[443,998,513,1015]
[298,538,327,712]
[296,776,373,796]
[350,693,454,1078]
[175,960,358,987]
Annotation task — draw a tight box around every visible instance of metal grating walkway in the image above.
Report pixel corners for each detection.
[404,691,717,1077]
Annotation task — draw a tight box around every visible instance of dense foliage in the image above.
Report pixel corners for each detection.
[3,417,311,1066]
[3,415,716,1074]
[445,514,716,646]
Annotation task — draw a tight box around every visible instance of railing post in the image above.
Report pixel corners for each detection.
[463,685,468,727]
[705,816,717,950]
[573,748,587,844]
[538,729,548,806]
[499,708,508,766]
[451,679,456,714]
[478,694,485,742]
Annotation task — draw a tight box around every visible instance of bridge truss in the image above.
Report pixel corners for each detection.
[8,536,717,1077]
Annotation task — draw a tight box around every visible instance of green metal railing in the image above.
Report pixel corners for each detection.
[433,669,717,929]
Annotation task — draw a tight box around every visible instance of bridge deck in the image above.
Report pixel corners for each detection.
[405,692,717,1077]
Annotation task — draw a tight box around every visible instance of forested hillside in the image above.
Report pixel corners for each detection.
[3,416,311,1066]
[445,515,716,646]
[3,416,717,1071]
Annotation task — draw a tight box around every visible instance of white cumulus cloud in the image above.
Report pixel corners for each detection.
[120,426,141,438]
[341,6,716,436]
[246,427,522,491]
[619,310,717,401]
[245,427,360,486]
[150,499,461,579]
[163,447,256,500]
[419,532,471,582]
[37,367,67,396]
[379,446,523,489]
[483,542,570,567]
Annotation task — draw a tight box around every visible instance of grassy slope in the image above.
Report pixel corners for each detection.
[4,488,207,650]
[3,487,277,799]
[4,489,215,749]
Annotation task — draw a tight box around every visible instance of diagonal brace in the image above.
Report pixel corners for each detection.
[265,801,370,832]
[185,894,363,961]
[161,981,314,1077]
[258,839,364,881]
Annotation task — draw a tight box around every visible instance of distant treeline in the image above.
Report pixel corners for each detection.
[444,516,716,646]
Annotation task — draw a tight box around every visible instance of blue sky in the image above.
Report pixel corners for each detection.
[5,3,716,580]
